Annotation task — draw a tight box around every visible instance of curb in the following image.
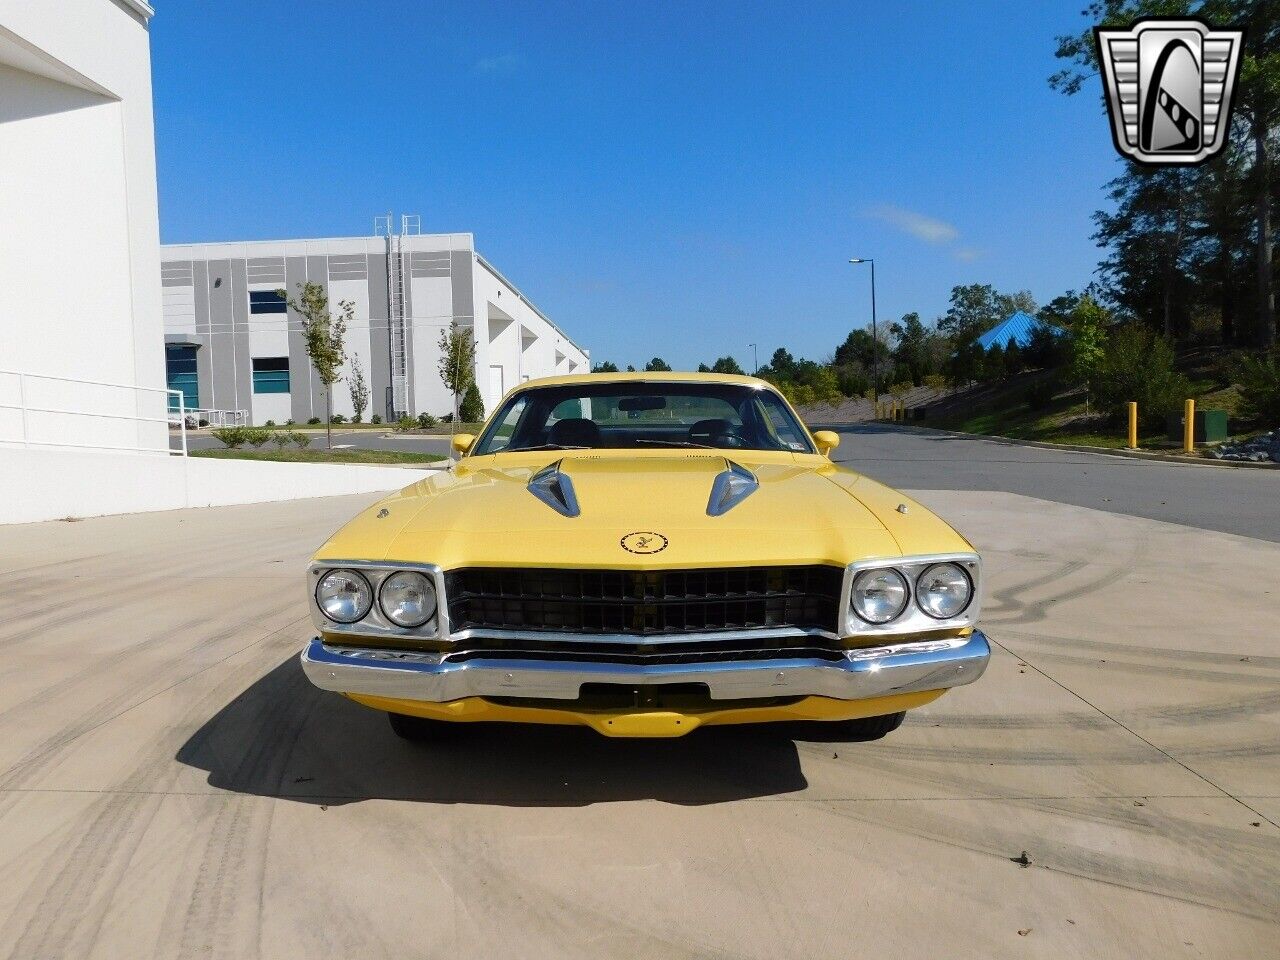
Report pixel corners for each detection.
[811,421,1280,470]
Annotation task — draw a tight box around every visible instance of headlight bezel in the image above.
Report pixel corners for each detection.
[308,561,446,639]
[843,552,980,637]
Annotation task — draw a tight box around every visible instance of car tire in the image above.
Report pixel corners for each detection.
[387,711,449,741]
[832,710,906,741]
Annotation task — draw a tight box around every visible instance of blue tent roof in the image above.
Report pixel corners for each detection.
[976,311,1062,350]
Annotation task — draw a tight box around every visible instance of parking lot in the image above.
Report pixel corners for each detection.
[1,432,1277,959]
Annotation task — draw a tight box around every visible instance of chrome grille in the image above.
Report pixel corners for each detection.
[444,566,844,636]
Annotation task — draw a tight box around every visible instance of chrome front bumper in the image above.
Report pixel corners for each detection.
[300,630,990,704]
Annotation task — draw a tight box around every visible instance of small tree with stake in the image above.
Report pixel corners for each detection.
[280,282,352,450]
[437,322,477,421]
[346,353,369,423]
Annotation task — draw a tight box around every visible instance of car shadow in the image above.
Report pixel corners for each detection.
[175,656,844,807]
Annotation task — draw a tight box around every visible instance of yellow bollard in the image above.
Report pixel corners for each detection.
[1127,401,1138,449]
[1183,398,1195,453]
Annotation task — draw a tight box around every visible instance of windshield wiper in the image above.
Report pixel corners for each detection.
[502,443,591,453]
[632,439,718,449]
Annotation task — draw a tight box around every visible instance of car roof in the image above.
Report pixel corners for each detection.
[517,371,771,390]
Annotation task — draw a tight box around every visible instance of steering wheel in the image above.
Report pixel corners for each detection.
[689,418,747,448]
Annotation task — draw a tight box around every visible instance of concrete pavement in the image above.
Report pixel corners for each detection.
[0,484,1276,959]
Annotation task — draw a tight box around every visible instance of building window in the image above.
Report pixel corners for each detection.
[252,357,290,393]
[249,290,287,314]
[166,345,199,411]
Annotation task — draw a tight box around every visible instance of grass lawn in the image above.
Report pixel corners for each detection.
[931,387,1173,450]
[928,376,1256,454]
[191,448,446,465]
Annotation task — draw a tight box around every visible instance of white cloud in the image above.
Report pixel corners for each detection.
[867,204,960,244]
[953,247,982,262]
[474,53,523,74]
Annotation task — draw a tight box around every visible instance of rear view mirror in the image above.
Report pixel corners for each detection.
[451,433,475,455]
[618,396,666,412]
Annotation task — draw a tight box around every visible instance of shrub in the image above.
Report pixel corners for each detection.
[284,419,295,426]
[308,417,321,425]
[198,418,209,427]
[459,381,485,422]
[289,430,313,448]
[1235,350,1280,425]
[888,381,913,399]
[417,412,438,429]
[395,415,416,432]
[1092,325,1190,429]
[244,427,272,448]
[211,426,248,448]
[371,414,382,424]
[352,414,363,424]
[330,413,347,424]
[441,412,454,423]
[264,419,276,428]
[271,432,290,450]
[1025,377,1059,411]
[922,374,950,391]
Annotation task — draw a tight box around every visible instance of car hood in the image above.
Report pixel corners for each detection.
[316,452,970,569]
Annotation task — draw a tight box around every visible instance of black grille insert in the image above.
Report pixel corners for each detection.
[445,565,843,636]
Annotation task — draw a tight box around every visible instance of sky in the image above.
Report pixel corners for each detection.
[151,0,1121,371]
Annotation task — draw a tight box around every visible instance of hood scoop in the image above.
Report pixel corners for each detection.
[707,459,758,516]
[528,459,580,518]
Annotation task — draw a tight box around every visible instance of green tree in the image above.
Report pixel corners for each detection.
[459,381,485,423]
[982,343,1006,383]
[937,284,1005,344]
[1069,295,1111,408]
[643,357,671,371]
[1004,337,1025,377]
[1094,325,1190,427]
[1037,291,1082,329]
[889,312,935,384]
[346,353,369,424]
[280,281,352,450]
[710,355,745,375]
[767,347,797,381]
[437,322,477,420]
[950,340,985,386]
[591,360,619,373]
[697,363,712,372]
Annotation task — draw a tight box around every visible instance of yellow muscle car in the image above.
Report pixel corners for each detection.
[300,373,988,740]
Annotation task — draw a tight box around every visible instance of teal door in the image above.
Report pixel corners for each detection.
[166,346,199,412]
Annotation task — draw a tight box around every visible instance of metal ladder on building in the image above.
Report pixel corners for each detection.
[375,213,420,419]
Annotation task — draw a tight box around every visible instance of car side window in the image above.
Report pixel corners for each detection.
[485,396,528,452]
[756,392,811,452]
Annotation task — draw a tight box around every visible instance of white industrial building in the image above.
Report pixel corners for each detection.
[161,226,590,425]
[0,0,166,453]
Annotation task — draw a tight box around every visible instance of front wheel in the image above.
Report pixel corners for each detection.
[830,711,906,741]
[387,711,451,741]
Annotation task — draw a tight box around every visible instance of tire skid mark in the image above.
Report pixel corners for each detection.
[814,792,1280,924]
[2,637,299,958]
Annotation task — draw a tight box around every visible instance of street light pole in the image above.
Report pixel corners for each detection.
[849,258,878,404]
[748,342,758,375]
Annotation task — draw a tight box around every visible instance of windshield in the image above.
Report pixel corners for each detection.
[472,381,814,455]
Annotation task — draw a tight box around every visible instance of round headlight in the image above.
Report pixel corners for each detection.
[916,563,973,619]
[851,568,910,624]
[379,570,437,628]
[316,569,373,623]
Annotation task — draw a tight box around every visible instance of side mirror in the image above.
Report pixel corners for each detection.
[812,430,841,458]
[451,432,476,455]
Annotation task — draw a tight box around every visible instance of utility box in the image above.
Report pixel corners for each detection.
[1166,409,1228,443]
